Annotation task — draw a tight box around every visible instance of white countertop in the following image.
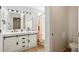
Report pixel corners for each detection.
[2,31,37,37]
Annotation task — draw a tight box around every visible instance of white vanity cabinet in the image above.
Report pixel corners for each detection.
[28,34,37,48]
[3,32,37,52]
[3,36,17,52]
[17,35,28,50]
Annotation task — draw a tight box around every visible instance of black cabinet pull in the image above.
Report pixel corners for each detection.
[22,42,25,43]
[16,42,18,45]
[22,45,25,47]
[0,29,1,33]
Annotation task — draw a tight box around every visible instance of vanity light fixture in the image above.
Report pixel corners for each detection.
[11,9,14,12]
[26,12,28,14]
[16,10,18,13]
[18,11,20,13]
[23,11,25,14]
[8,9,11,12]
[8,9,9,11]
[29,12,31,15]
[14,10,16,13]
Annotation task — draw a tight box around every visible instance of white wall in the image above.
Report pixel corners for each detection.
[45,7,51,52]
[40,14,45,40]
[68,7,78,44]
[0,8,3,52]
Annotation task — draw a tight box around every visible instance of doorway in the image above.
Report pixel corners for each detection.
[45,6,78,52]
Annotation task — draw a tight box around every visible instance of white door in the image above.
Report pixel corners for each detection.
[50,7,68,52]
[4,37,17,52]
[28,34,37,48]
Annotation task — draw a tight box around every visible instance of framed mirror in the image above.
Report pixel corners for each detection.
[7,12,21,30]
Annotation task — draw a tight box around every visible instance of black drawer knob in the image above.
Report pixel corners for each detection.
[16,42,18,45]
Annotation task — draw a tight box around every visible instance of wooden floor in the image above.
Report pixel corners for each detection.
[22,46,71,52]
[64,48,71,52]
[22,45,45,52]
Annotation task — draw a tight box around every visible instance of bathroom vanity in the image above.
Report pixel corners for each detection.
[0,6,39,52]
[2,31,37,52]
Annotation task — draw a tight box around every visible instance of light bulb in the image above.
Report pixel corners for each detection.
[9,9,11,12]
[14,10,16,13]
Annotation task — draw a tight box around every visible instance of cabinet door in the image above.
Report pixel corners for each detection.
[28,34,37,48]
[18,36,28,50]
[4,37,17,52]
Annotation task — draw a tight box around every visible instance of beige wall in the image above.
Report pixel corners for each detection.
[68,7,78,43]
[49,6,78,52]
[50,6,69,51]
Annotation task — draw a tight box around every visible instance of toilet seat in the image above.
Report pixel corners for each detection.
[69,42,78,52]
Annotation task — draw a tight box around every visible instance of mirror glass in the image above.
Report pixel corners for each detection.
[24,14,33,31]
[13,17,21,29]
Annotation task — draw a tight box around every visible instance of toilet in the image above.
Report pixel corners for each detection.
[69,42,78,52]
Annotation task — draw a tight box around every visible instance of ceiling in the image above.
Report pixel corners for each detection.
[30,6,45,12]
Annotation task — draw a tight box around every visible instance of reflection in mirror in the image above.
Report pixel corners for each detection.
[7,12,21,30]
[13,17,21,29]
[25,14,33,31]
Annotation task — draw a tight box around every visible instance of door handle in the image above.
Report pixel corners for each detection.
[51,33,53,36]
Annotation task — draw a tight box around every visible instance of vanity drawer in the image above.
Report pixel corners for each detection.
[18,35,28,50]
[18,36,28,40]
